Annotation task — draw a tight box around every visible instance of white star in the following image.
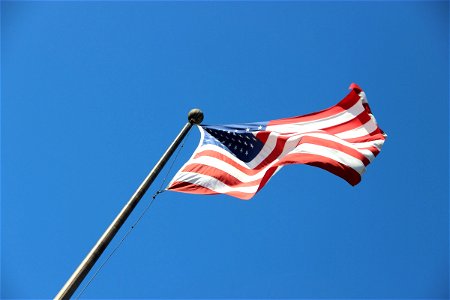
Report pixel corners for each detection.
[250,144,254,148]
[234,145,237,150]
[245,150,248,155]
[258,125,262,130]
[240,148,243,152]
[246,128,250,132]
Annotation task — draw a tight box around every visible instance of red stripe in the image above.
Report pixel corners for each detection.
[180,163,262,187]
[256,166,279,193]
[298,136,371,166]
[254,135,289,169]
[322,110,372,135]
[359,146,381,157]
[349,83,362,93]
[168,181,218,195]
[298,131,383,156]
[343,130,385,143]
[193,150,260,175]
[168,181,254,200]
[268,89,360,126]
[276,153,361,186]
[362,103,372,114]
[255,131,270,144]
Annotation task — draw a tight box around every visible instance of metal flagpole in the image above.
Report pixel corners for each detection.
[55,109,204,300]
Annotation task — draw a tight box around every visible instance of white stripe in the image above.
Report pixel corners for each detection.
[247,132,279,168]
[351,139,384,150]
[188,155,266,182]
[173,172,259,194]
[359,92,368,104]
[278,132,379,163]
[251,131,380,163]
[304,132,378,161]
[291,143,366,174]
[335,114,378,140]
[266,99,364,133]
[357,149,375,162]
[278,134,304,157]
[195,144,250,168]
[278,130,383,152]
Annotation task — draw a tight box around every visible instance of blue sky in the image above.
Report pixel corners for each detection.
[2,1,448,299]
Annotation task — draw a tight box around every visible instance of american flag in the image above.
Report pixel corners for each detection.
[167,84,386,200]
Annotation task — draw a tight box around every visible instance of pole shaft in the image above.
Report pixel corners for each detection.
[55,121,195,299]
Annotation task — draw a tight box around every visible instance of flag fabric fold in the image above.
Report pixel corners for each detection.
[167,84,386,200]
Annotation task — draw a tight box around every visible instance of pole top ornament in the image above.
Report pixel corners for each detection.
[188,108,204,124]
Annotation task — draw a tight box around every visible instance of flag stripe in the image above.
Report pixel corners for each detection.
[298,136,371,166]
[304,132,378,160]
[184,157,265,182]
[253,134,289,169]
[169,180,254,200]
[265,96,365,134]
[247,132,281,168]
[267,89,361,126]
[282,153,362,186]
[170,172,259,196]
[289,143,366,174]
[321,109,372,135]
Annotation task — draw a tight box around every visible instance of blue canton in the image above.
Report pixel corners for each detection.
[202,122,267,162]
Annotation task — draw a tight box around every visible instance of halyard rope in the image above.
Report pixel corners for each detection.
[75,130,191,299]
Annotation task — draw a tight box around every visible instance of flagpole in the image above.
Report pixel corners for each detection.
[55,109,204,300]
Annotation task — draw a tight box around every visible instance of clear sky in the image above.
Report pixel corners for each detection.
[2,1,449,299]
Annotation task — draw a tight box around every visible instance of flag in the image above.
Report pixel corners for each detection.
[167,84,386,200]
